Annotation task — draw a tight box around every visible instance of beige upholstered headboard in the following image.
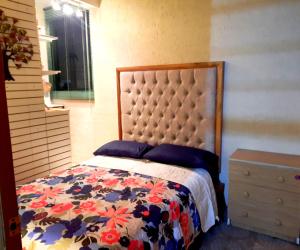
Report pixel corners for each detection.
[116,62,224,161]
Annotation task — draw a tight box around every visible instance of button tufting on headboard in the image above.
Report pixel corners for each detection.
[116,62,224,163]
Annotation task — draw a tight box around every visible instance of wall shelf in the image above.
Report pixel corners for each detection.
[42,70,61,76]
[39,34,58,42]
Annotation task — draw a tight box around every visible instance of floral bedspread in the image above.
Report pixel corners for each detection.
[17,165,202,250]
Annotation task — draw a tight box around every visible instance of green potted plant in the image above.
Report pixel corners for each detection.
[0,9,34,81]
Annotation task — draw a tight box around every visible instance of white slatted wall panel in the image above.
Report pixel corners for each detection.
[46,109,72,174]
[1,0,50,184]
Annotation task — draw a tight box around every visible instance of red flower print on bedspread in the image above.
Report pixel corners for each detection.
[66,166,86,175]
[73,200,97,214]
[51,202,73,214]
[103,178,119,187]
[29,200,48,209]
[36,187,63,200]
[128,240,144,250]
[180,212,190,245]
[86,176,98,184]
[16,184,36,194]
[98,206,132,229]
[121,177,141,186]
[148,195,163,204]
[16,165,202,250]
[100,229,121,245]
[170,200,181,221]
[86,169,107,183]
[143,180,167,195]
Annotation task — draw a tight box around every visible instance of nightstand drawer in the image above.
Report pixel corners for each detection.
[230,161,300,193]
[229,182,300,214]
[229,201,300,241]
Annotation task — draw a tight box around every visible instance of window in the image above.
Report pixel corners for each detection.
[44,7,93,100]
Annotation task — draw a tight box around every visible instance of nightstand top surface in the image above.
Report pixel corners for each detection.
[230,149,300,169]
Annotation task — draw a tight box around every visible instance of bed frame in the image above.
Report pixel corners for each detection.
[116,62,224,165]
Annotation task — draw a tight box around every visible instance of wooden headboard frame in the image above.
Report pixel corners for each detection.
[116,62,224,168]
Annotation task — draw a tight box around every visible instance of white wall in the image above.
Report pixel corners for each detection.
[210,0,300,199]
[65,0,300,201]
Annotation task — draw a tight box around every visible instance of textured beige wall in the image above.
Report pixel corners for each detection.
[67,0,212,163]
[67,0,300,200]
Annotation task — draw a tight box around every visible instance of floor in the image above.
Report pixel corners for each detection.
[198,223,299,250]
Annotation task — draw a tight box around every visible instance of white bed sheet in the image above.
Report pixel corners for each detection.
[81,155,218,232]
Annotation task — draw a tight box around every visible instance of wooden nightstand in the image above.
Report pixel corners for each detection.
[228,149,300,245]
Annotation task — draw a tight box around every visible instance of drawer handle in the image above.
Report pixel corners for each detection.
[243,170,250,176]
[274,219,282,226]
[277,176,285,183]
[241,212,248,218]
[276,198,283,205]
[243,191,250,198]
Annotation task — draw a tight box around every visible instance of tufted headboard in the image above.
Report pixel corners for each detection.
[116,62,224,163]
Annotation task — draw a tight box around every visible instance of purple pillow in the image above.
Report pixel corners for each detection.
[143,143,219,184]
[93,140,153,159]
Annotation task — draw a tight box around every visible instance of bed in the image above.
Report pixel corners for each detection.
[17,62,224,249]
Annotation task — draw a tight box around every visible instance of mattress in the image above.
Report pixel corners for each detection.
[17,156,217,249]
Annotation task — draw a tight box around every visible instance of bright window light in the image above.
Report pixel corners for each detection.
[75,9,83,18]
[52,0,61,11]
[62,4,73,15]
